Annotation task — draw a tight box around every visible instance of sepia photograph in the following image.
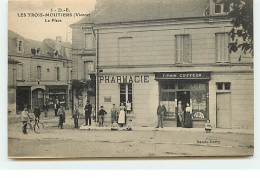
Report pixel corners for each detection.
[8,0,254,158]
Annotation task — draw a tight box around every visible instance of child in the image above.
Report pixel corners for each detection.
[98,106,107,127]
[205,120,212,133]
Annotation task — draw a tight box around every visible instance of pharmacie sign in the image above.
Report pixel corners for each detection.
[99,75,149,83]
[155,72,211,80]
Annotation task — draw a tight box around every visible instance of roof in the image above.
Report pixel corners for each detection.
[8,30,71,60]
[72,0,209,25]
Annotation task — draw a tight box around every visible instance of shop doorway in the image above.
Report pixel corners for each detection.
[32,88,45,110]
[177,91,190,127]
[216,93,231,128]
[16,87,31,111]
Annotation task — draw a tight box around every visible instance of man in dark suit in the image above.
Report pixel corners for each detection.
[84,100,92,126]
[156,101,167,128]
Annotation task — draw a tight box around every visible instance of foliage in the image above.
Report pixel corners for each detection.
[215,0,253,56]
[71,79,95,99]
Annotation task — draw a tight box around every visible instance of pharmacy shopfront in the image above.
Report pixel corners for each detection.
[98,71,211,128]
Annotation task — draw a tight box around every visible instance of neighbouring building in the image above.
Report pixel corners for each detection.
[8,30,72,112]
[70,0,254,129]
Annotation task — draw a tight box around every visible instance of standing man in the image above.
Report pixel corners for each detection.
[42,102,48,117]
[84,100,92,126]
[72,105,80,128]
[156,101,166,128]
[57,106,66,129]
[21,107,31,134]
[178,101,184,127]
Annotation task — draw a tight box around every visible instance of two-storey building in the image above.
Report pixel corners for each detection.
[8,30,72,112]
[71,0,253,129]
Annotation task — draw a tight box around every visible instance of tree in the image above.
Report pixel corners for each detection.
[216,0,253,56]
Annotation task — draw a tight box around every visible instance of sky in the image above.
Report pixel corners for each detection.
[8,0,96,43]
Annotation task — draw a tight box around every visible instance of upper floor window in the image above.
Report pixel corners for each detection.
[56,67,60,81]
[216,33,230,62]
[85,33,94,50]
[175,35,192,63]
[36,66,41,80]
[17,39,24,53]
[17,63,23,81]
[214,2,230,14]
[84,61,94,79]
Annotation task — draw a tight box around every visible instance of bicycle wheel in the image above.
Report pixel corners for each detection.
[34,122,44,133]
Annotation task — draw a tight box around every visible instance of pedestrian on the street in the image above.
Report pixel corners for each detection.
[84,100,92,126]
[98,106,107,127]
[42,102,48,117]
[184,103,192,128]
[118,103,126,127]
[21,107,32,134]
[54,99,60,116]
[126,100,131,114]
[111,104,118,124]
[33,105,41,123]
[57,106,66,129]
[156,101,166,128]
[72,105,80,128]
[177,101,184,127]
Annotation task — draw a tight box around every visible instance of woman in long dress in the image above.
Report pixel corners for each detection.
[185,103,192,128]
[118,103,126,127]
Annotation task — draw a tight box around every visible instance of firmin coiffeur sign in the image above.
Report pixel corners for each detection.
[99,75,150,83]
[155,72,211,80]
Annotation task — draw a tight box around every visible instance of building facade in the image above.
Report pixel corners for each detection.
[71,0,253,129]
[8,30,72,112]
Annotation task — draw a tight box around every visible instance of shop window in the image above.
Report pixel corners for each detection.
[120,83,132,110]
[17,63,23,81]
[216,33,230,62]
[216,82,231,91]
[36,66,41,80]
[118,37,133,65]
[175,35,192,63]
[56,67,60,81]
[84,61,94,79]
[161,81,176,89]
[85,33,94,50]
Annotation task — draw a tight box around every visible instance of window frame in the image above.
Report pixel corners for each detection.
[56,67,60,81]
[119,83,133,111]
[175,34,192,64]
[36,66,41,81]
[17,63,24,81]
[84,61,94,80]
[216,82,231,93]
[84,33,94,50]
[215,33,230,63]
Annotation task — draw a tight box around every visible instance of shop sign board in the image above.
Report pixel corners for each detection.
[155,72,211,80]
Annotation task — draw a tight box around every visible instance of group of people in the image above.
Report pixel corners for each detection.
[78,101,132,130]
[156,100,192,128]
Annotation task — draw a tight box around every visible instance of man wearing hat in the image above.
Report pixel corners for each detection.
[84,100,92,126]
[156,101,167,128]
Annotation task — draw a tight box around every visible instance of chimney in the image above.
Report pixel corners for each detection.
[56,36,62,42]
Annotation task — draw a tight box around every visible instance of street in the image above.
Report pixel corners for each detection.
[8,110,254,158]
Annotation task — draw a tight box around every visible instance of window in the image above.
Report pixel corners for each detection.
[216,33,230,62]
[118,37,133,65]
[56,67,60,81]
[214,3,230,14]
[17,39,24,53]
[36,66,41,80]
[17,63,23,81]
[175,35,192,63]
[85,33,94,49]
[84,61,94,79]
[120,83,132,109]
[216,82,231,91]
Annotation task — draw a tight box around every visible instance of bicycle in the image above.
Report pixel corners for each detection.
[22,117,44,134]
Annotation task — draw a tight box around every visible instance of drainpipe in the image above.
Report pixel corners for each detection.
[96,29,99,121]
